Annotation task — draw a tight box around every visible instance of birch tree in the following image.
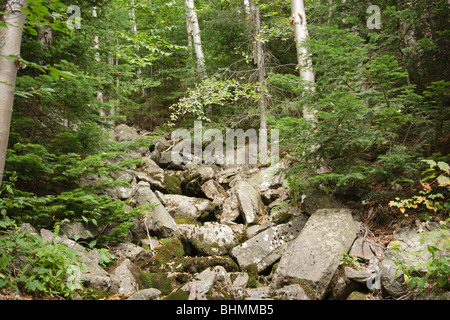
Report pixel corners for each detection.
[0,0,28,186]
[290,0,316,122]
[249,0,268,163]
[185,0,206,75]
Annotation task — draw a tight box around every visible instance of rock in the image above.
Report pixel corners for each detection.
[230,273,249,300]
[233,180,265,225]
[179,267,218,300]
[274,284,310,300]
[109,243,154,268]
[168,256,239,274]
[344,266,373,284]
[380,256,409,298]
[18,223,38,235]
[109,170,137,200]
[60,220,99,241]
[187,222,239,256]
[300,189,344,215]
[217,194,240,222]
[329,268,361,300]
[349,237,384,262]
[127,288,162,300]
[114,124,140,142]
[110,259,142,295]
[134,182,180,238]
[261,187,285,205]
[415,287,450,300]
[380,225,442,298]
[163,174,182,194]
[201,179,227,202]
[271,208,357,300]
[164,194,214,221]
[231,215,309,272]
[246,164,286,192]
[346,291,368,300]
[245,220,275,239]
[245,287,271,300]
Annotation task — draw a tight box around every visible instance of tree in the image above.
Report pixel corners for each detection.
[0,0,28,186]
[185,0,206,76]
[290,0,316,122]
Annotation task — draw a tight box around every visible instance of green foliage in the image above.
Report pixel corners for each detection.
[0,210,82,298]
[389,159,449,291]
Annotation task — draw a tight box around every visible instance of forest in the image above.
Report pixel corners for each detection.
[0,0,449,301]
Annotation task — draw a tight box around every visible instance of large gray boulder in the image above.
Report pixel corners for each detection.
[164,194,215,221]
[114,124,140,142]
[230,215,309,272]
[233,180,265,225]
[134,182,180,238]
[183,222,239,256]
[271,208,357,299]
[380,225,442,298]
[109,258,142,295]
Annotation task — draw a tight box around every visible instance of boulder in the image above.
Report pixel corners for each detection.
[134,182,180,238]
[246,165,286,192]
[349,237,384,262]
[201,179,227,203]
[380,225,443,298]
[273,284,310,300]
[231,215,309,272]
[109,243,154,268]
[127,288,162,300]
[300,189,344,215]
[217,194,240,222]
[114,124,140,142]
[185,222,239,256]
[180,266,228,300]
[164,194,215,221]
[60,220,100,241]
[110,258,142,295]
[233,180,265,225]
[271,208,357,299]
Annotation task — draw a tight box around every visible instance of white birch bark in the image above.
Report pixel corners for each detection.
[249,0,268,164]
[185,0,206,74]
[290,0,316,122]
[0,0,28,186]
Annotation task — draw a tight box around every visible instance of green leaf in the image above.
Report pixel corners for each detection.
[437,175,450,186]
[421,159,436,168]
[437,161,450,174]
[438,276,447,287]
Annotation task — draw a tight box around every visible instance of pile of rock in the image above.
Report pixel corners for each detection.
[15,124,449,300]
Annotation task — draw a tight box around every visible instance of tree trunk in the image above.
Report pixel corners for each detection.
[185,0,206,75]
[249,0,268,164]
[290,0,316,122]
[185,0,210,115]
[0,0,28,186]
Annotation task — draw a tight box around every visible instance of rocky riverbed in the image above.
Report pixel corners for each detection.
[11,124,449,300]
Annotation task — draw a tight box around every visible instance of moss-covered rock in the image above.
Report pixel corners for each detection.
[140,272,174,295]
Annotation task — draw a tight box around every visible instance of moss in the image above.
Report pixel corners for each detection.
[347,291,368,300]
[164,290,190,300]
[140,272,173,295]
[80,288,116,300]
[247,276,258,288]
[155,237,185,265]
[168,256,239,274]
[174,217,202,226]
[164,174,182,194]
